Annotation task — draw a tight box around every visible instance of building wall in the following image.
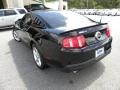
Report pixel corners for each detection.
[46,1,68,10]
[3,0,24,8]
[24,0,40,5]
[24,0,31,5]
[2,0,68,9]
[3,0,40,8]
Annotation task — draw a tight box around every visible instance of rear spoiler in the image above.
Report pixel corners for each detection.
[60,23,108,35]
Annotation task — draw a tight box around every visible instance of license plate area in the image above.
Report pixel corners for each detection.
[95,47,104,58]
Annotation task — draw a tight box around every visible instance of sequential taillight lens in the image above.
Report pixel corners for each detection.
[62,35,86,48]
[106,27,111,38]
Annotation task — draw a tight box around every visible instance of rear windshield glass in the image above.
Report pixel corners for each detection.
[39,11,92,28]
[17,9,26,14]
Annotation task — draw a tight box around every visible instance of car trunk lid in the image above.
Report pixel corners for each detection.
[59,23,109,47]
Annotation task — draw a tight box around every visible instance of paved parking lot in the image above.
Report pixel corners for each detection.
[0,16,120,90]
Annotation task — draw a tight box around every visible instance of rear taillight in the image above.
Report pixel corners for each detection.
[62,35,86,48]
[106,27,111,38]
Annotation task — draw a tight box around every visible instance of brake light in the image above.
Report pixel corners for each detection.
[62,35,86,48]
[106,27,111,38]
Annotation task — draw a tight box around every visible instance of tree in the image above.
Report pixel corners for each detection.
[68,0,86,9]
[68,0,120,9]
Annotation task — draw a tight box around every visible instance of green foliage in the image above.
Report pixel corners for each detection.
[40,0,120,9]
[68,0,120,9]
[45,0,57,2]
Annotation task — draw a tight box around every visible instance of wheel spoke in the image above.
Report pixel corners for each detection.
[33,47,41,67]
[13,31,20,41]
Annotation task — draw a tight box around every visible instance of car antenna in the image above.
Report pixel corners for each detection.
[100,16,102,23]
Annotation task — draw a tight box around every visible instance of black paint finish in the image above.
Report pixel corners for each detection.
[13,10,112,72]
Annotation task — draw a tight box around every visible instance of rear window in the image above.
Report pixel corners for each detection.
[17,9,26,14]
[39,11,92,28]
[0,11,4,17]
[4,10,17,16]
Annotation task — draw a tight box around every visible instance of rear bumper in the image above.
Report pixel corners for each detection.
[62,48,111,72]
[44,38,112,72]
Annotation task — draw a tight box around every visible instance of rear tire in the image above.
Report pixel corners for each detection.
[12,30,21,42]
[32,44,47,70]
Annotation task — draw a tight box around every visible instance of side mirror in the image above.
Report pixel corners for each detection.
[15,19,23,29]
[15,22,21,30]
[26,19,32,25]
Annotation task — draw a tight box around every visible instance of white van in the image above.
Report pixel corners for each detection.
[0,8,27,29]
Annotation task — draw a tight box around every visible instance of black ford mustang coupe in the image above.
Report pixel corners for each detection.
[12,10,112,72]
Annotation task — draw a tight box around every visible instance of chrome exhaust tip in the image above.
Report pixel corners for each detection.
[73,71,78,73]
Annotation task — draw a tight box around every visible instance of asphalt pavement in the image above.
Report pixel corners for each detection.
[0,16,120,90]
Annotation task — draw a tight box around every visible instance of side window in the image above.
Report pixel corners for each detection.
[0,11,4,17]
[4,10,17,16]
[33,16,46,29]
[17,9,26,14]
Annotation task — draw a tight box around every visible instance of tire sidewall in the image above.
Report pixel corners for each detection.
[32,43,46,69]
[12,29,21,42]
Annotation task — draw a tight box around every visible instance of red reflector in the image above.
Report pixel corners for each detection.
[62,35,86,48]
[106,27,111,37]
